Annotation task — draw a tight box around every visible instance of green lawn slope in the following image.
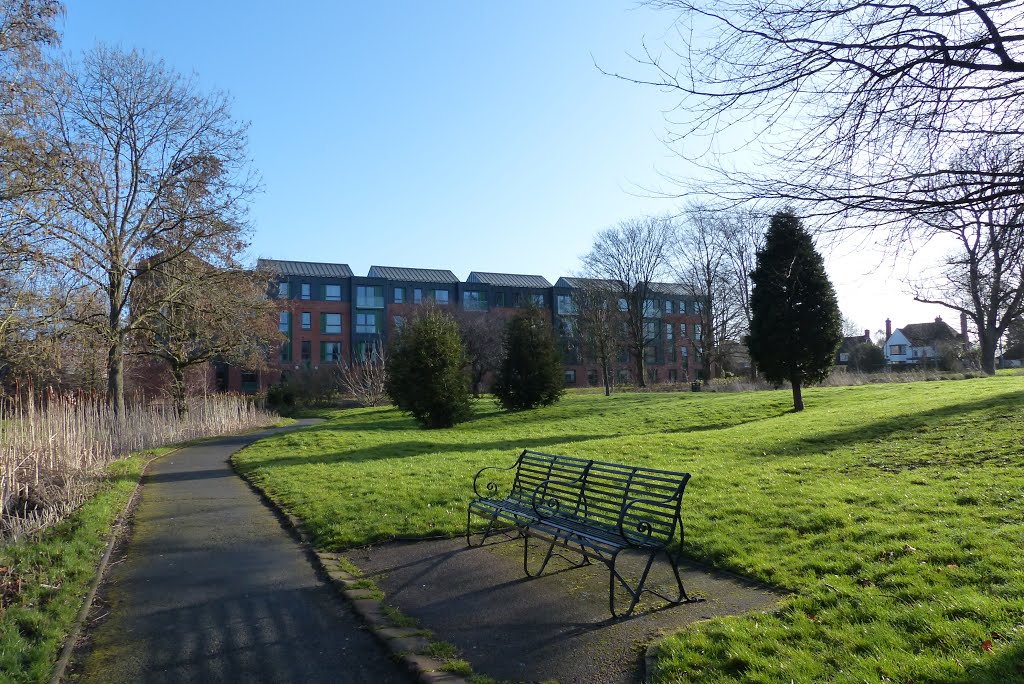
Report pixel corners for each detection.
[234,376,1024,683]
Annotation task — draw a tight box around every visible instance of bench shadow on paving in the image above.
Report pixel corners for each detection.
[352,535,785,684]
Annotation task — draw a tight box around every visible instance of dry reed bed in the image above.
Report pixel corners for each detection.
[0,393,277,540]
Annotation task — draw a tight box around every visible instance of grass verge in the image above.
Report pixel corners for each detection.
[236,376,1024,683]
[0,448,174,683]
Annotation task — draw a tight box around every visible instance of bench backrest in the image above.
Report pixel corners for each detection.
[512,450,690,548]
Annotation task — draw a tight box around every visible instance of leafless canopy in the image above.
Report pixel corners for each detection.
[911,139,1024,373]
[619,1,1024,228]
[18,45,258,413]
[581,216,673,386]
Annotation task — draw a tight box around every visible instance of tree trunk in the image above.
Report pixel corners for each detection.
[171,364,189,417]
[601,358,611,396]
[979,332,997,375]
[791,378,804,412]
[635,351,646,387]
[107,339,125,417]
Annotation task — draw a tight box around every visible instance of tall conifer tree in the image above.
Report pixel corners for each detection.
[747,211,842,411]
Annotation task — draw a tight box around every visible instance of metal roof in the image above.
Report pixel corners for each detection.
[555,276,619,290]
[257,259,353,278]
[649,282,689,297]
[466,272,552,288]
[367,266,459,283]
[555,278,691,298]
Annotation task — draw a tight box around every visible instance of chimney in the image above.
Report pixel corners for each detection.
[935,316,943,324]
[864,329,870,342]
[960,311,969,346]
[885,318,891,339]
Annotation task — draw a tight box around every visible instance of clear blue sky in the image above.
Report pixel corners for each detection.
[60,1,949,336]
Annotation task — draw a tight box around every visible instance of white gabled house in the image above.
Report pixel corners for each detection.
[883,316,965,367]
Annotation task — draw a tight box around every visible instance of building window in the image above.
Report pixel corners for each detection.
[278,281,290,299]
[668,345,676,362]
[564,369,576,386]
[890,344,907,355]
[240,371,258,392]
[321,313,342,334]
[682,346,689,360]
[645,346,657,364]
[279,312,290,333]
[618,298,628,312]
[494,292,506,307]
[301,312,311,330]
[668,368,677,382]
[300,340,311,363]
[393,315,405,331]
[645,320,659,339]
[694,300,704,314]
[665,323,674,342]
[664,300,673,314]
[300,283,311,300]
[394,287,404,304]
[587,369,598,386]
[556,294,576,315]
[463,291,487,311]
[325,284,342,301]
[694,323,703,340]
[356,286,384,308]
[531,293,544,307]
[413,288,423,304]
[356,310,381,334]
[321,342,343,362]
[433,289,450,305]
[644,299,659,317]
[280,343,291,363]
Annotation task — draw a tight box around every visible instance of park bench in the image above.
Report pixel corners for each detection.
[467,449,698,617]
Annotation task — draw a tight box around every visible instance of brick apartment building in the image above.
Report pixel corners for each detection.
[218,259,706,392]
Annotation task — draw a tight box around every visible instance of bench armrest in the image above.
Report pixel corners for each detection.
[472,461,519,499]
[530,465,591,519]
[616,490,683,548]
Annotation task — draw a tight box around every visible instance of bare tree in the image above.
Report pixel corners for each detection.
[451,307,505,397]
[18,46,257,415]
[581,216,673,386]
[616,1,1024,230]
[133,257,279,415]
[674,206,748,380]
[911,141,1024,375]
[564,279,626,396]
[339,340,388,406]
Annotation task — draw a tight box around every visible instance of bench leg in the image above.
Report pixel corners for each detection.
[522,532,590,577]
[609,548,696,619]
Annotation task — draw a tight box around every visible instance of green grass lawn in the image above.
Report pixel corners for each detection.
[235,376,1024,683]
[0,451,162,683]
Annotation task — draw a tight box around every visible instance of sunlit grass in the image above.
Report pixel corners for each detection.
[235,376,1024,682]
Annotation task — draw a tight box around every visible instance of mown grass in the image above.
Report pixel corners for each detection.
[234,376,1024,683]
[0,449,169,683]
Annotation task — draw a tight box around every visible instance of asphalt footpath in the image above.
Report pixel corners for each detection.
[73,421,411,684]
[352,536,784,684]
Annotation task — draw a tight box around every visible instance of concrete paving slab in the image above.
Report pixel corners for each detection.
[73,422,411,684]
[353,536,785,684]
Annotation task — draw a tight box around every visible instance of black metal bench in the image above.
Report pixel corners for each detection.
[467,449,698,617]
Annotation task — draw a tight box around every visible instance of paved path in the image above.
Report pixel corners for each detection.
[353,536,784,684]
[76,422,410,684]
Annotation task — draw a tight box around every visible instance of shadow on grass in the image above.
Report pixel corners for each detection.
[953,639,1024,683]
[769,391,1024,468]
[238,434,613,470]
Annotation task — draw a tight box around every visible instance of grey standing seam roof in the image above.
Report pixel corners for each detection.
[367,266,460,283]
[466,272,552,288]
[257,259,354,278]
[555,277,690,298]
